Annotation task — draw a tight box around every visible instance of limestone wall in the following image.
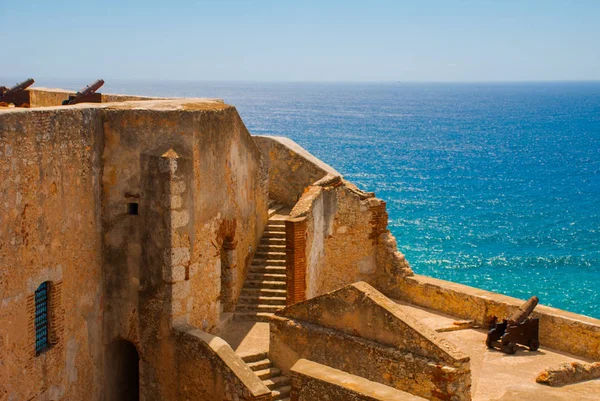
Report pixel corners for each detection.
[287,178,413,303]
[1,99,269,401]
[173,325,271,401]
[0,107,104,400]
[270,283,471,401]
[290,359,427,401]
[253,135,338,207]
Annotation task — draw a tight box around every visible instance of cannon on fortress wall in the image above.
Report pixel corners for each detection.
[62,79,105,105]
[486,296,540,354]
[0,78,35,107]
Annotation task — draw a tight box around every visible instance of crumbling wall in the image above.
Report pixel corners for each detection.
[0,107,104,400]
[287,178,413,303]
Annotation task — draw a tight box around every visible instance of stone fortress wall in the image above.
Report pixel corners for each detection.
[1,88,599,401]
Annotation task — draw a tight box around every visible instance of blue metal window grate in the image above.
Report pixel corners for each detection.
[35,281,50,355]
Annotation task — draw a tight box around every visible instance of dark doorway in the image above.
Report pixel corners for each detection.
[106,339,139,401]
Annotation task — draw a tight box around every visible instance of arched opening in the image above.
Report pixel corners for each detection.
[220,239,235,313]
[106,339,139,401]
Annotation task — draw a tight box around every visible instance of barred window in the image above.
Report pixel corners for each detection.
[35,281,50,355]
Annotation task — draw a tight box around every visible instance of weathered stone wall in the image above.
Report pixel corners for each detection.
[1,99,269,401]
[270,283,471,401]
[290,359,427,401]
[395,274,600,361]
[253,135,338,207]
[288,178,413,302]
[0,107,104,400]
[173,325,271,401]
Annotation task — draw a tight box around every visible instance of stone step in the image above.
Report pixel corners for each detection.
[234,311,275,322]
[260,237,286,245]
[252,258,286,266]
[257,244,286,251]
[263,375,291,390]
[246,358,272,371]
[244,280,286,289]
[274,398,290,401]
[247,272,287,281]
[237,303,284,312]
[249,265,286,274]
[241,352,268,364]
[239,295,287,305]
[254,367,282,380]
[271,385,291,399]
[254,251,286,258]
[267,221,286,228]
[262,230,286,238]
[240,288,287,297]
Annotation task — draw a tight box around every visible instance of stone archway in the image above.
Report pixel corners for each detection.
[106,339,139,401]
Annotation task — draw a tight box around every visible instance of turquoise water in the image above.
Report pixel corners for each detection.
[29,80,600,318]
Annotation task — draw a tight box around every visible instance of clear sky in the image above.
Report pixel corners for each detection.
[2,0,599,82]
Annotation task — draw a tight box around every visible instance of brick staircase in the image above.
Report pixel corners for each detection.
[235,203,288,322]
[242,352,291,401]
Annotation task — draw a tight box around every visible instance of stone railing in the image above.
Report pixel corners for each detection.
[173,324,272,401]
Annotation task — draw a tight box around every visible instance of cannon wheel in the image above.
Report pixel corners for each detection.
[502,342,517,354]
[529,339,539,351]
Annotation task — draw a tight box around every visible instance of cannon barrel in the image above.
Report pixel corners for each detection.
[0,78,35,100]
[508,296,539,325]
[76,79,104,97]
[64,79,105,105]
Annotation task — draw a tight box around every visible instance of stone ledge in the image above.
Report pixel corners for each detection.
[291,358,427,401]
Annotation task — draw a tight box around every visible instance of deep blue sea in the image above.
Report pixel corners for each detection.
[23,79,600,318]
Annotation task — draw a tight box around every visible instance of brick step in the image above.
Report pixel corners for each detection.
[254,367,282,379]
[234,311,274,322]
[240,288,287,297]
[239,295,287,305]
[271,385,291,399]
[263,375,291,390]
[252,258,286,266]
[245,358,272,370]
[249,265,286,274]
[247,272,287,281]
[244,280,286,289]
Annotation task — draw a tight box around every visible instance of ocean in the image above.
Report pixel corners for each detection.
[26,80,600,318]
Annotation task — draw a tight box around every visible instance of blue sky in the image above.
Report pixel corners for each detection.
[2,0,599,82]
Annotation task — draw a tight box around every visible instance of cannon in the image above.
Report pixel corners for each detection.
[0,78,35,107]
[486,296,540,354]
[62,79,104,105]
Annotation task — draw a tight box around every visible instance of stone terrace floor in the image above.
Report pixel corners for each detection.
[221,295,600,400]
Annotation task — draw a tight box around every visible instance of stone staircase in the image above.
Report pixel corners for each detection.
[242,352,291,401]
[235,203,288,322]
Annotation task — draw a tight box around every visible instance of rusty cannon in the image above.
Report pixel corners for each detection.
[62,79,105,105]
[0,78,35,107]
[486,296,540,354]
